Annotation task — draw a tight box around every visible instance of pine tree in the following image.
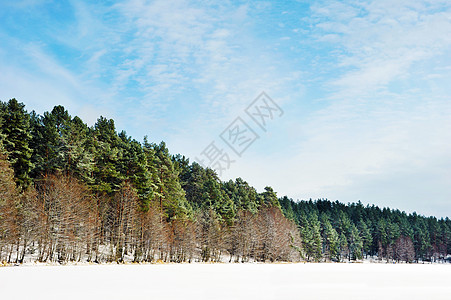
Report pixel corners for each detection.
[29,106,92,179]
[152,141,191,220]
[337,211,352,237]
[260,186,281,208]
[376,218,390,260]
[279,196,296,221]
[358,219,372,258]
[413,218,431,262]
[117,131,153,209]
[388,222,401,260]
[300,213,322,261]
[0,99,33,189]
[0,107,5,146]
[90,116,123,194]
[322,217,339,261]
[180,162,207,208]
[231,177,259,213]
[1,99,451,264]
[309,214,323,261]
[348,223,363,260]
[64,116,94,182]
[29,110,46,178]
[338,232,348,262]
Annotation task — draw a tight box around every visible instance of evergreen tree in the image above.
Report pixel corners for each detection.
[260,186,281,208]
[29,105,89,179]
[91,116,123,194]
[388,222,401,260]
[348,223,363,260]
[1,99,450,264]
[117,131,153,209]
[413,218,431,262]
[300,213,322,261]
[172,154,190,187]
[64,116,94,182]
[337,211,352,237]
[0,99,33,188]
[231,178,259,213]
[181,162,208,208]
[376,218,389,260]
[358,219,373,257]
[338,232,348,262]
[0,107,5,146]
[152,141,191,220]
[321,217,339,261]
[29,110,46,178]
[279,196,296,221]
[142,136,159,207]
[198,174,235,223]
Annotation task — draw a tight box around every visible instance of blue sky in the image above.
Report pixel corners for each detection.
[1,0,450,217]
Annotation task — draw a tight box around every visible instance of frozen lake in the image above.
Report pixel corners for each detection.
[1,263,450,299]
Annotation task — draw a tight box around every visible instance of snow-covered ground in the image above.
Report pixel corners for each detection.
[1,263,450,299]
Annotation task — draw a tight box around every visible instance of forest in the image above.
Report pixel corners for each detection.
[0,98,450,264]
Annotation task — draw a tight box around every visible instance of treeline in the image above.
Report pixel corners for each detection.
[0,98,450,264]
[279,198,450,263]
[0,99,300,263]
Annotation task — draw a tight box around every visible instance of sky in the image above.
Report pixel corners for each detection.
[1,0,450,217]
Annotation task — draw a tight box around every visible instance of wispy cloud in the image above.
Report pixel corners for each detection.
[0,0,449,216]
[200,0,451,217]
[309,0,451,97]
[247,0,451,216]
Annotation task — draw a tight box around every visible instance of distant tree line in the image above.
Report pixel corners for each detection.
[0,98,449,264]
[279,197,450,263]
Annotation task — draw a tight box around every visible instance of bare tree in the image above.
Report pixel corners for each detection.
[34,175,100,263]
[111,182,139,262]
[196,209,224,262]
[255,207,302,262]
[0,153,20,263]
[394,235,415,263]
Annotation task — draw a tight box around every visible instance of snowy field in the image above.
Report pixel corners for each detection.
[1,263,450,300]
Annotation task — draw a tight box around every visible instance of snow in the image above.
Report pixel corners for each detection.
[1,263,450,299]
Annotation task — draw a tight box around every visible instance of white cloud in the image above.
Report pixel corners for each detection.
[248,0,451,216]
[0,36,117,126]
[310,0,451,97]
[190,0,451,218]
[1,0,449,217]
[105,0,304,147]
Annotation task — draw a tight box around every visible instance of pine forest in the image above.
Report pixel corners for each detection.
[0,98,450,264]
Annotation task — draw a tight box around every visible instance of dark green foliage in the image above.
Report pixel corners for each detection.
[0,99,33,189]
[299,213,322,261]
[0,107,5,146]
[320,215,339,260]
[222,178,259,213]
[338,232,348,261]
[279,196,296,221]
[117,131,153,209]
[358,219,372,257]
[1,99,450,263]
[260,186,281,208]
[348,224,363,260]
[278,197,451,262]
[91,116,123,194]
[177,162,245,224]
[29,106,93,180]
[64,116,94,182]
[152,141,191,220]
